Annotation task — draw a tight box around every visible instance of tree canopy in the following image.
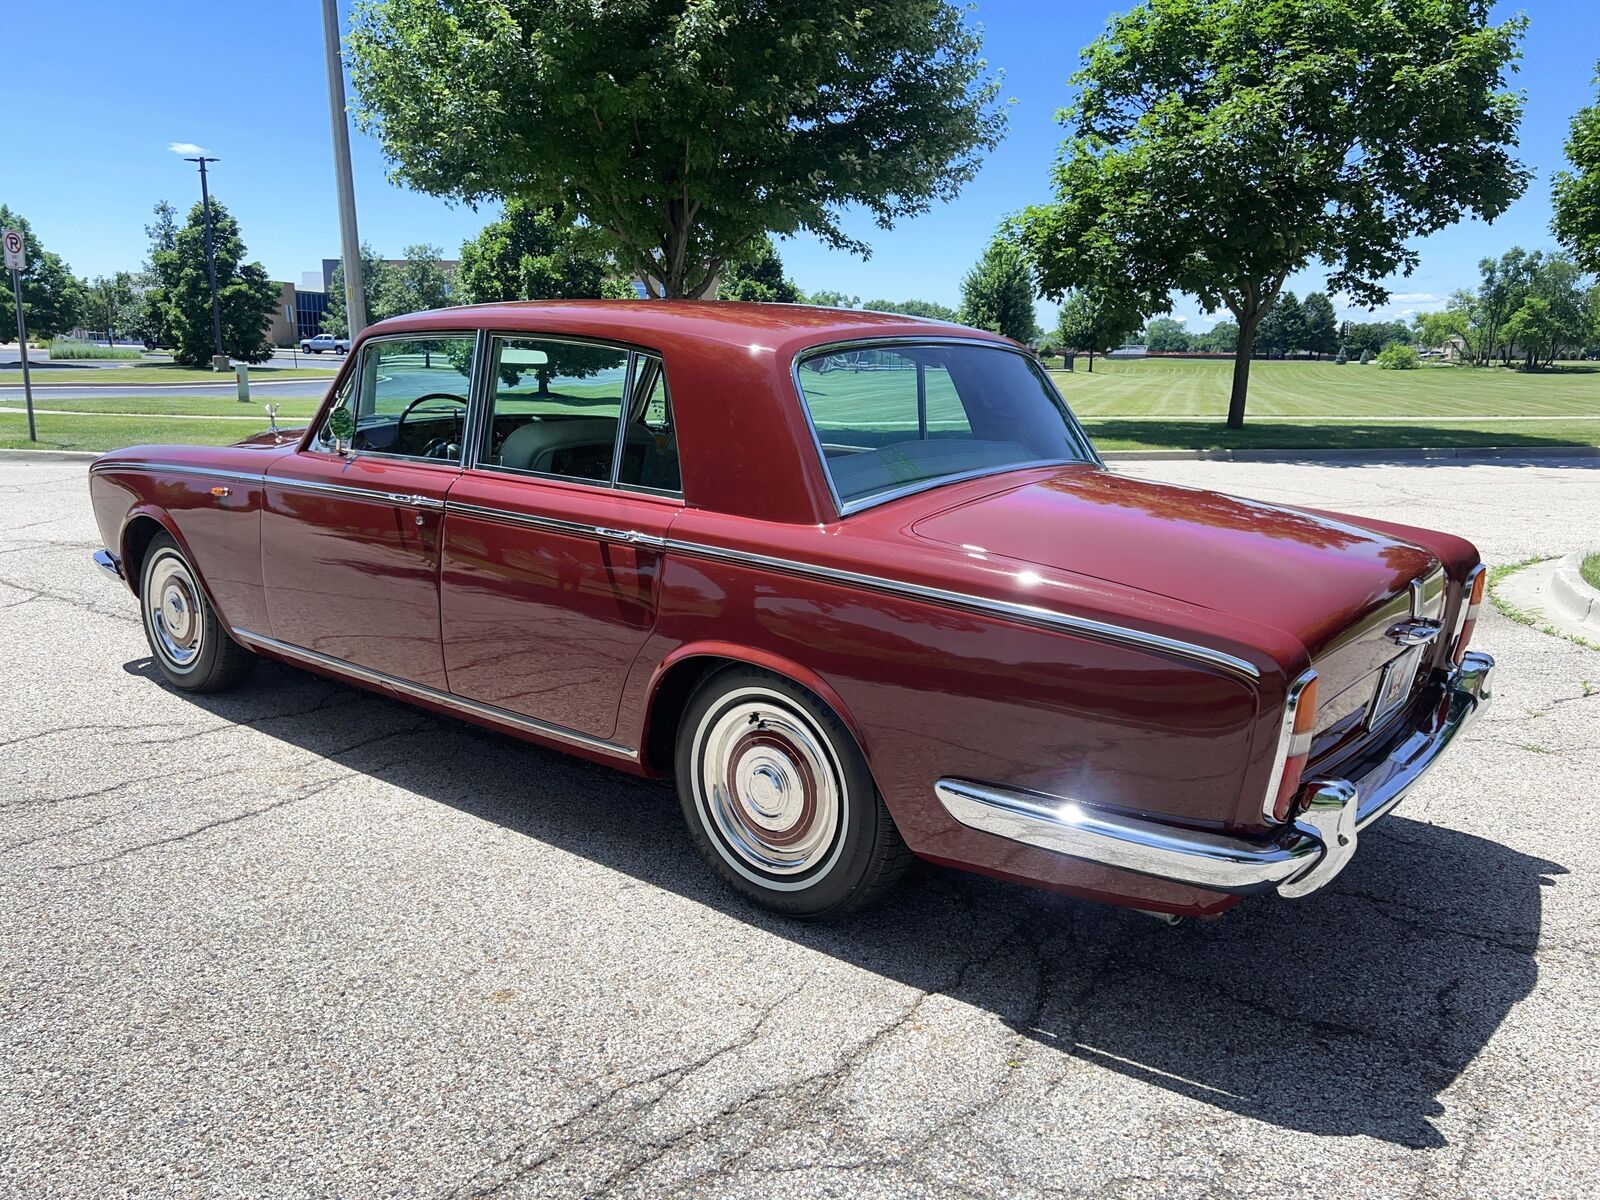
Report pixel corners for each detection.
[456,201,628,307]
[1019,0,1528,426]
[1056,288,1140,370]
[1413,248,1593,366]
[718,237,801,303]
[347,0,1005,298]
[959,236,1040,343]
[0,206,83,340]
[862,298,960,323]
[146,199,279,366]
[1553,62,1600,274]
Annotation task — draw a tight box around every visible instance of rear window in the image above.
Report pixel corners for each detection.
[794,342,1094,511]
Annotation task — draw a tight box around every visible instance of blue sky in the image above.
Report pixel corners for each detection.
[6,1,1595,330]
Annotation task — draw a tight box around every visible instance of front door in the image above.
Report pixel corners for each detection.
[262,333,478,690]
[440,335,682,739]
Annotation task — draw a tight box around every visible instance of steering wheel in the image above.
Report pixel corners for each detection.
[396,392,467,456]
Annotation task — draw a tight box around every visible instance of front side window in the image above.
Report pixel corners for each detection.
[478,337,680,493]
[795,342,1093,510]
[315,336,475,461]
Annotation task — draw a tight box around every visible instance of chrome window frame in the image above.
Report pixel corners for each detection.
[790,336,1103,520]
[306,329,483,467]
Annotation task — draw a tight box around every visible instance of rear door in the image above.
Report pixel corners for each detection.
[262,332,479,689]
[440,335,682,739]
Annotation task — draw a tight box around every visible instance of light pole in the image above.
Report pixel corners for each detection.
[321,0,367,338]
[184,154,226,368]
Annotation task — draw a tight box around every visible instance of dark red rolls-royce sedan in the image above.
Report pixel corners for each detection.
[88,301,1493,919]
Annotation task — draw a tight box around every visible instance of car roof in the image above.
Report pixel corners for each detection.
[363,299,1014,356]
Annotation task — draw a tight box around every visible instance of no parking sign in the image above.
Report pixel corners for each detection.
[2,228,23,272]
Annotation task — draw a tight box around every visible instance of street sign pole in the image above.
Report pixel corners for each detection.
[4,228,35,442]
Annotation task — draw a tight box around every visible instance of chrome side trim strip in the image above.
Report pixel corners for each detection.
[230,629,639,761]
[659,536,1262,681]
[90,461,267,486]
[94,463,1257,680]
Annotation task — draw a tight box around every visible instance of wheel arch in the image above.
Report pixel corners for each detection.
[639,643,873,779]
[118,506,230,626]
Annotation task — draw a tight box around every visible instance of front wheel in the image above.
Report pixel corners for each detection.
[675,666,911,917]
[139,533,256,693]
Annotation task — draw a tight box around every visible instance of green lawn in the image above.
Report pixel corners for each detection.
[1582,554,1600,591]
[1049,356,1600,418]
[3,362,337,386]
[6,355,1600,456]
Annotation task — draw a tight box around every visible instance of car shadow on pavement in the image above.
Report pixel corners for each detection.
[129,656,1566,1150]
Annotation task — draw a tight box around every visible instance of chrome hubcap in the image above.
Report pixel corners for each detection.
[145,553,203,669]
[697,695,843,878]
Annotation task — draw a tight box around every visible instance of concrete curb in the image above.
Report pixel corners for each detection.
[1101,445,1600,464]
[1549,550,1600,632]
[0,449,101,463]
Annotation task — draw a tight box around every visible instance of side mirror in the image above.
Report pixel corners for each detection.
[324,406,356,456]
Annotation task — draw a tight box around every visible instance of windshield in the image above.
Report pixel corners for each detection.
[794,342,1096,512]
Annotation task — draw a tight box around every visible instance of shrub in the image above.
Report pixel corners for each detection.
[1335,348,1348,364]
[48,338,143,360]
[1376,342,1420,370]
[1358,347,1372,364]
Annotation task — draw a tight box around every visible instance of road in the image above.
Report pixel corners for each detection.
[1,455,1596,1197]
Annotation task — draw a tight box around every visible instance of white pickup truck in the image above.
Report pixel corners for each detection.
[299,333,350,354]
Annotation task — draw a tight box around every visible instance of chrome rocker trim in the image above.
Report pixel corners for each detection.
[229,629,639,763]
[935,651,1495,900]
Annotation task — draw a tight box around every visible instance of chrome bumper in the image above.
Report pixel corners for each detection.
[93,549,125,581]
[934,651,1495,900]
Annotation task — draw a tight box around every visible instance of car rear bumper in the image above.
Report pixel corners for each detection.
[934,651,1495,900]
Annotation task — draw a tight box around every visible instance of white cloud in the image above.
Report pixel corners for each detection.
[167,141,207,156]
[1389,292,1439,303]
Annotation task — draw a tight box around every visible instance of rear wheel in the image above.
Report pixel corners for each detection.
[138,533,255,693]
[675,666,911,917]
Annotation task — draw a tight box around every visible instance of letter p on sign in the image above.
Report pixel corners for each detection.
[2,229,24,272]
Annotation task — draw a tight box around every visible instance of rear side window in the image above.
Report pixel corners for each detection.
[476,337,681,494]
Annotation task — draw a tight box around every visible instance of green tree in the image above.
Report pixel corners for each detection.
[1197,320,1240,353]
[0,206,83,340]
[382,242,454,315]
[79,271,144,344]
[348,0,1005,299]
[323,244,398,338]
[862,298,960,322]
[802,290,860,309]
[1019,0,1527,427]
[146,199,278,366]
[1301,292,1339,357]
[1143,316,1191,352]
[1056,288,1141,371]
[1257,292,1306,357]
[959,236,1039,343]
[138,201,180,347]
[1503,254,1590,367]
[718,236,801,303]
[1553,63,1600,275]
[457,200,627,305]
[1375,342,1420,370]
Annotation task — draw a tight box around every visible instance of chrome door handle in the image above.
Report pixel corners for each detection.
[385,492,444,510]
[595,527,665,548]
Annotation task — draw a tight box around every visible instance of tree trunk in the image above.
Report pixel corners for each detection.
[1227,314,1261,429]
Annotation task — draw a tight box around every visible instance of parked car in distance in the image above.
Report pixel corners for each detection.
[299,333,349,354]
[88,301,1494,920]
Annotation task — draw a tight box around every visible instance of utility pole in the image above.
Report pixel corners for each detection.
[185,154,227,369]
[321,0,367,338]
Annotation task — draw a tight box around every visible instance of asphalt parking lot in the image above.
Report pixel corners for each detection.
[2,454,1597,1198]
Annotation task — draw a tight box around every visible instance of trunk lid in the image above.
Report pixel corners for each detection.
[908,466,1443,735]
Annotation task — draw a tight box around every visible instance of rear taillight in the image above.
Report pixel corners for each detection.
[1452,567,1486,666]
[1264,670,1319,823]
